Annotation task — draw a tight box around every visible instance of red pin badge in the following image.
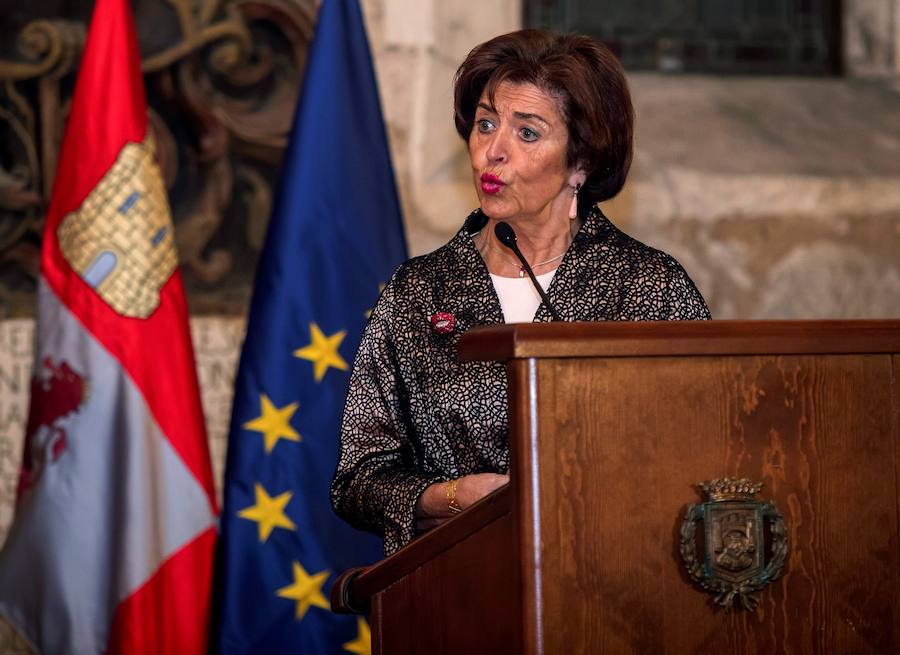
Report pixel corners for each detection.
[430,312,456,334]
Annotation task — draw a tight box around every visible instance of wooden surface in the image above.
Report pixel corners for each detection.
[458,320,900,361]
[347,484,511,606]
[338,322,900,654]
[375,505,518,654]
[523,352,899,653]
[508,358,542,655]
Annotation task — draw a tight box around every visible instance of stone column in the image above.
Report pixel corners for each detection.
[362,0,522,255]
[844,0,900,77]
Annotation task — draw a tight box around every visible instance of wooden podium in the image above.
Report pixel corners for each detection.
[332,321,900,654]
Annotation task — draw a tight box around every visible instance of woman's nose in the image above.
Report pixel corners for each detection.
[484,131,508,164]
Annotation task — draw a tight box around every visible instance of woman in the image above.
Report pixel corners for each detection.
[331,29,710,556]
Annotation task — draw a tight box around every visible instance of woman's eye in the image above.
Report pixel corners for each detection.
[520,127,540,142]
[476,118,494,133]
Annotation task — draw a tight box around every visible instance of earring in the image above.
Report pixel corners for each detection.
[568,183,581,220]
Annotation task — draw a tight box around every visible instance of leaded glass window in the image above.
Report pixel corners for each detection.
[525,0,842,74]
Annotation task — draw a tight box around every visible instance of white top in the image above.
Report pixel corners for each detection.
[490,269,557,323]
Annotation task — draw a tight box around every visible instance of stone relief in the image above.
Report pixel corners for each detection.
[0,320,32,546]
[0,0,316,317]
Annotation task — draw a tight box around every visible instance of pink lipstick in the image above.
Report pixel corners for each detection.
[480,172,505,195]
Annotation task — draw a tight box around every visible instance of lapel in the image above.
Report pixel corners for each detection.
[534,207,611,322]
[439,207,614,326]
[440,210,504,331]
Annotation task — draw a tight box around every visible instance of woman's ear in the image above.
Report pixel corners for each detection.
[568,168,587,189]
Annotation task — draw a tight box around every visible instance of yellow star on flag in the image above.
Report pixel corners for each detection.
[237,483,297,542]
[293,323,348,382]
[343,617,372,655]
[243,394,301,453]
[276,561,330,621]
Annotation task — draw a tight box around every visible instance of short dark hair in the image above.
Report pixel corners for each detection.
[454,29,634,206]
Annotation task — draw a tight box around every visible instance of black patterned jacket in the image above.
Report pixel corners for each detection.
[331,207,710,555]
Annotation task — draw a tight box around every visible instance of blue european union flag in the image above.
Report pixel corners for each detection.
[216,1,407,652]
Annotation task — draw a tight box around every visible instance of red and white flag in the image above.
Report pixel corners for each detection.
[0,0,218,652]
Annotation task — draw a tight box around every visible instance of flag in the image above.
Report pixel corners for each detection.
[215,0,407,652]
[0,0,218,653]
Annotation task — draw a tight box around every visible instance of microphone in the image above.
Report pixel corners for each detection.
[494,222,562,321]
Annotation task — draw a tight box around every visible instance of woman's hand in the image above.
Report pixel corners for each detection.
[416,473,510,530]
[455,473,509,509]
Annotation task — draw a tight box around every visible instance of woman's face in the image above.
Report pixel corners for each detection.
[469,81,576,223]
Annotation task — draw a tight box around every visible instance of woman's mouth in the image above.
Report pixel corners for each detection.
[480,173,505,195]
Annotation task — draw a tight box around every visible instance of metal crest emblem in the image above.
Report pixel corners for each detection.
[679,478,787,610]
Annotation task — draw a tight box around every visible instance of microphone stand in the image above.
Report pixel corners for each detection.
[494,221,562,322]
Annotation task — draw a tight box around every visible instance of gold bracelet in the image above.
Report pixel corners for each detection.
[446,479,462,514]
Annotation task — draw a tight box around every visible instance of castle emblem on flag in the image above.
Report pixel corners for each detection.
[56,135,176,318]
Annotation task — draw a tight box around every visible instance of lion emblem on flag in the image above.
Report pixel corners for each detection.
[56,135,176,318]
[17,357,90,498]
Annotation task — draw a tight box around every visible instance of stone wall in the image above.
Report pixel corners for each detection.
[844,0,900,77]
[361,0,521,255]
[607,73,900,319]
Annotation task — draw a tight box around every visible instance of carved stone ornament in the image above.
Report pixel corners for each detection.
[679,477,787,610]
[0,0,317,316]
